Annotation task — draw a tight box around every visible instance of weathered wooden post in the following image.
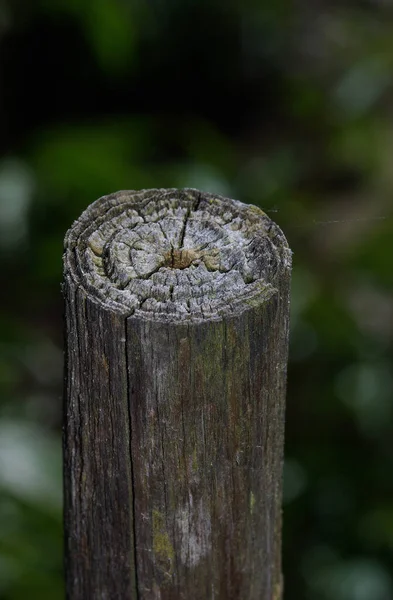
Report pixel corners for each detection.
[63,188,291,600]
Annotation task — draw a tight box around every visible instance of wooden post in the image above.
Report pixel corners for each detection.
[63,188,291,600]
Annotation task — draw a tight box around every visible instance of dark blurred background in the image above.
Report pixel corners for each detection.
[1,1,393,599]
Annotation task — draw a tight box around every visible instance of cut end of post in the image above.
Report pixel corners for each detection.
[64,188,291,321]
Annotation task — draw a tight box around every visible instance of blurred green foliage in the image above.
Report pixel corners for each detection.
[0,1,393,599]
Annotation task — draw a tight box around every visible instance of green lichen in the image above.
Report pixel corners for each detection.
[152,509,174,575]
[273,581,283,600]
[247,204,266,217]
[250,491,255,515]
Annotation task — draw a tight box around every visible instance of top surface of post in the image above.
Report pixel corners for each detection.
[64,188,291,321]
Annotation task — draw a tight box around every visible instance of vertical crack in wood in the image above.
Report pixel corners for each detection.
[194,190,203,213]
[178,205,191,249]
[125,321,140,600]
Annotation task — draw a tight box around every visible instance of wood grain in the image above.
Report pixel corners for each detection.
[63,188,291,599]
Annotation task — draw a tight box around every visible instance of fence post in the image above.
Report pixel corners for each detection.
[63,188,291,600]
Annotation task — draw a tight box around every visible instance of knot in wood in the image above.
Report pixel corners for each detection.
[64,188,291,321]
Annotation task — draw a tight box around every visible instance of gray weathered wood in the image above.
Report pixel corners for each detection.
[63,188,291,600]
